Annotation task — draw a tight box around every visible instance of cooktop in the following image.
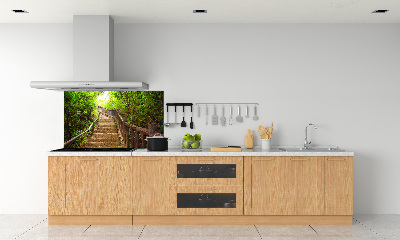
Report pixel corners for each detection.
[51,148,136,152]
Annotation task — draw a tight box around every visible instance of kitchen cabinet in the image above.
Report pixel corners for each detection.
[48,156,133,216]
[134,157,170,215]
[250,156,324,215]
[48,157,66,215]
[324,157,353,215]
[64,156,133,215]
[49,153,353,225]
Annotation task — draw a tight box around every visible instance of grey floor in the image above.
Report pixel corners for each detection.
[0,215,398,240]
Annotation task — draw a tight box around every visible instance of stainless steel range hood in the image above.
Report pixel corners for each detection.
[30,15,149,91]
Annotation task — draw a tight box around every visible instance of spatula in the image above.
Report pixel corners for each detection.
[181,106,187,127]
[220,106,226,126]
[212,105,218,125]
[236,106,243,123]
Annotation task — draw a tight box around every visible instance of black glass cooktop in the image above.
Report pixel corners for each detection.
[51,148,136,152]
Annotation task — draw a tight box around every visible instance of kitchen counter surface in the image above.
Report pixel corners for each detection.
[132,148,354,156]
[49,147,354,157]
[48,151,132,157]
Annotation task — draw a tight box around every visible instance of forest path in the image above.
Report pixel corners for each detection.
[85,113,121,148]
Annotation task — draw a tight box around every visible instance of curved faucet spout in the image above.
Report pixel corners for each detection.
[304,123,317,149]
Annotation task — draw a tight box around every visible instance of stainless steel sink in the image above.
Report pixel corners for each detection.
[279,147,345,152]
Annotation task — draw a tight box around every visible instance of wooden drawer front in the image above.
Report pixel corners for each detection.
[170,157,243,186]
[170,186,243,215]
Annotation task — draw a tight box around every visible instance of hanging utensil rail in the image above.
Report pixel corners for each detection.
[167,103,193,107]
[196,103,259,105]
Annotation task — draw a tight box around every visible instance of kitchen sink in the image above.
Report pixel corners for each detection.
[279,147,345,152]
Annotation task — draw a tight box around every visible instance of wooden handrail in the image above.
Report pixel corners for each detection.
[64,117,99,146]
[107,109,161,148]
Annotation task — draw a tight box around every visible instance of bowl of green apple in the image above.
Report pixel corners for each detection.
[182,133,202,151]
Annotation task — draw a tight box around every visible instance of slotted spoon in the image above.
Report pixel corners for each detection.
[212,105,218,125]
[220,106,226,126]
[236,106,243,123]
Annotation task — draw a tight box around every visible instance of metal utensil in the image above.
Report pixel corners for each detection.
[206,105,208,125]
[190,105,194,129]
[220,106,226,126]
[212,105,218,125]
[165,105,170,127]
[197,105,201,117]
[253,105,259,121]
[236,106,243,123]
[175,106,178,125]
[245,105,250,118]
[181,106,187,127]
[229,105,233,125]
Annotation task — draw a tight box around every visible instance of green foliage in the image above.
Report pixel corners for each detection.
[64,91,164,147]
[64,91,102,147]
[106,91,164,133]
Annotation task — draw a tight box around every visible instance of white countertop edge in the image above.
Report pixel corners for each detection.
[48,152,132,157]
[48,148,354,157]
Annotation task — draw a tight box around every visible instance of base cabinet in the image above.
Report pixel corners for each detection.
[49,155,353,224]
[49,156,133,215]
[324,157,353,215]
[248,156,353,216]
[49,157,66,215]
[250,157,324,215]
[133,157,170,215]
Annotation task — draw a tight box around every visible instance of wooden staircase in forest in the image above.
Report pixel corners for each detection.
[85,114,121,148]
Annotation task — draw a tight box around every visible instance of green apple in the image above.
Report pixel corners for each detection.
[183,133,192,140]
[191,141,200,149]
[194,134,202,141]
[182,140,191,149]
[186,135,195,142]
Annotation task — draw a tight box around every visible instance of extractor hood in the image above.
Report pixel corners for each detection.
[30,15,149,91]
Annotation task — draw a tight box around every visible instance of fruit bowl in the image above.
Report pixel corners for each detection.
[182,140,202,150]
[182,133,202,151]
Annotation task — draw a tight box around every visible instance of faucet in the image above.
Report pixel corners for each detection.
[304,123,317,149]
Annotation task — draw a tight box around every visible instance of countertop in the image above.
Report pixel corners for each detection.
[48,147,354,157]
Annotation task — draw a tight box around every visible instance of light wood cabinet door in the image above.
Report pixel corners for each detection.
[64,156,133,215]
[169,156,243,186]
[134,157,170,215]
[169,185,243,215]
[325,157,353,215]
[251,156,324,215]
[49,157,66,215]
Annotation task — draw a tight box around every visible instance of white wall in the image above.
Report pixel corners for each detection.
[1,23,400,214]
[0,24,70,214]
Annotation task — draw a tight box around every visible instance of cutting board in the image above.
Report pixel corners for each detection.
[210,147,242,152]
[245,129,254,149]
